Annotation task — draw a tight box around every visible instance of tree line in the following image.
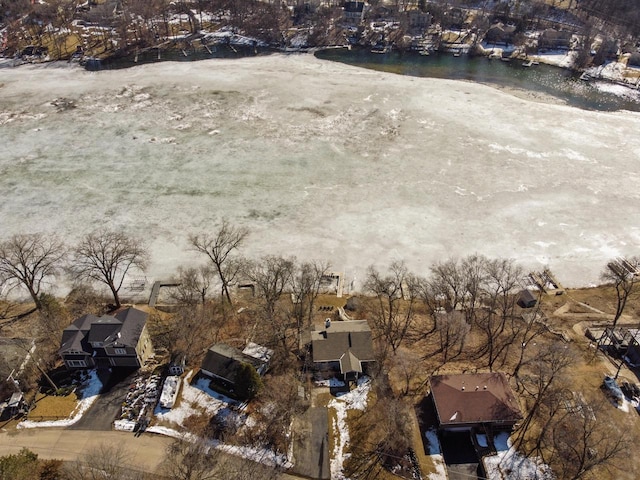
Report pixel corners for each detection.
[2,221,639,479]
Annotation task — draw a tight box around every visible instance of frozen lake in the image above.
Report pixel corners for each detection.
[1,54,640,290]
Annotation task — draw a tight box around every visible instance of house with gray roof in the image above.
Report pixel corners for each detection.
[59,307,153,369]
[200,343,271,392]
[310,320,375,382]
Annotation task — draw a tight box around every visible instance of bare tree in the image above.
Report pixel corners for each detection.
[244,372,307,454]
[289,260,330,341]
[548,399,632,480]
[162,436,281,480]
[512,307,548,384]
[0,233,66,310]
[151,303,222,363]
[600,257,640,330]
[162,437,220,480]
[345,377,413,479]
[171,265,215,306]
[68,230,148,309]
[434,310,470,365]
[64,443,145,479]
[245,255,295,352]
[476,258,523,371]
[364,261,419,355]
[190,219,249,305]
[514,342,574,451]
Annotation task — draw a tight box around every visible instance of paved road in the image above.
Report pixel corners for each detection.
[0,428,173,473]
[0,428,310,479]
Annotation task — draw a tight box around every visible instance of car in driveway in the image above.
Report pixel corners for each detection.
[602,375,624,405]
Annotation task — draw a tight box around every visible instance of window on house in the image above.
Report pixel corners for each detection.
[67,360,86,368]
[114,348,126,355]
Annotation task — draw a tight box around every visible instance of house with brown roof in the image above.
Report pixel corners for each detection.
[310,320,375,382]
[59,307,153,369]
[430,372,522,432]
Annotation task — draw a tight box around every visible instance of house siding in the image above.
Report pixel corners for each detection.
[59,308,152,370]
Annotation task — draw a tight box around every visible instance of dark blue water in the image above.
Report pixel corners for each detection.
[315,48,640,112]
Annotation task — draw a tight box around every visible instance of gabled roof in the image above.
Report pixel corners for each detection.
[311,320,374,365]
[430,373,522,427]
[113,308,147,347]
[86,317,121,344]
[339,349,362,374]
[201,344,265,384]
[60,308,148,354]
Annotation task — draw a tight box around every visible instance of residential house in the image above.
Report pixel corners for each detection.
[344,1,366,26]
[484,22,516,45]
[310,320,375,382]
[430,372,522,432]
[538,29,572,50]
[628,52,640,68]
[59,307,153,369]
[407,10,432,32]
[200,342,272,392]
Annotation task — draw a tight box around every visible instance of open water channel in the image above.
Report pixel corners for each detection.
[316,48,640,112]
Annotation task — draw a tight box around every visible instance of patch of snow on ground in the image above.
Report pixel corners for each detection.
[328,377,371,480]
[18,369,103,428]
[593,82,640,102]
[145,426,290,468]
[424,428,447,480]
[315,377,346,387]
[484,432,554,480]
[154,371,238,427]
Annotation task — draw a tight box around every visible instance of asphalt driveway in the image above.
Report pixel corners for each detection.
[290,407,330,479]
[440,431,480,480]
[68,368,137,431]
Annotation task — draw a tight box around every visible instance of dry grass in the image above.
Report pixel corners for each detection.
[28,391,78,419]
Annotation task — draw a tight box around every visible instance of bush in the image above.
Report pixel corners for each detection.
[234,363,262,401]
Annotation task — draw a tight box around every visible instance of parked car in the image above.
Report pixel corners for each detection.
[602,375,624,405]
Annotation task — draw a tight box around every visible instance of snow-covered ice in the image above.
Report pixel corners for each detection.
[2,55,640,289]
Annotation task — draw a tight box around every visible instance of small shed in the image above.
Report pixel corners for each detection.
[518,289,537,309]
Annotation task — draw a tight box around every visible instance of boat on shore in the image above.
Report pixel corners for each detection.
[371,44,391,54]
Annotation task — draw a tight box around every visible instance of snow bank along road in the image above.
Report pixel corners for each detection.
[1,55,640,288]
